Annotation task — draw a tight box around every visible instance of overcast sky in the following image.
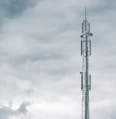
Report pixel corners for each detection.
[0,0,116,119]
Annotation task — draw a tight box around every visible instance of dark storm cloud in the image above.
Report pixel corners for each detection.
[0,0,39,18]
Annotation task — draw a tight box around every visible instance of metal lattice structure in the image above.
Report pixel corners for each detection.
[80,8,93,119]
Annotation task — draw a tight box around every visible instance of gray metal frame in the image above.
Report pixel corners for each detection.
[80,8,93,119]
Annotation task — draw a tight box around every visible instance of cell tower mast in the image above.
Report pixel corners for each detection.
[80,8,93,119]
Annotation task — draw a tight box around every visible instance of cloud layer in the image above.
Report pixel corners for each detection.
[0,0,115,119]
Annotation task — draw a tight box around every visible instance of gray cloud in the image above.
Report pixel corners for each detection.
[87,0,116,18]
[0,0,39,19]
[0,106,14,119]
[0,0,115,119]
[0,102,30,119]
[17,102,30,113]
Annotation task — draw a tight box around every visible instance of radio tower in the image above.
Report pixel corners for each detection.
[80,8,93,119]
